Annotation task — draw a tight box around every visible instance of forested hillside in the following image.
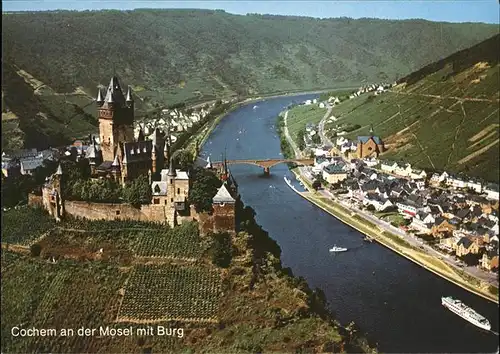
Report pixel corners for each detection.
[326,34,500,182]
[1,9,498,151]
[2,9,498,98]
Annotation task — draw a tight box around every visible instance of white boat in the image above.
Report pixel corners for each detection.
[441,296,491,331]
[253,105,258,109]
[329,245,348,252]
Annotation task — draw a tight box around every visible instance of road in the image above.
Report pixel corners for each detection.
[283,110,302,158]
[282,105,498,289]
[318,104,334,147]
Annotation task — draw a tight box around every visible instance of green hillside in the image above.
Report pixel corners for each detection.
[2,9,498,151]
[325,34,500,182]
[2,10,498,97]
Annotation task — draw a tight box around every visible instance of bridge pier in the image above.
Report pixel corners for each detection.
[263,167,270,176]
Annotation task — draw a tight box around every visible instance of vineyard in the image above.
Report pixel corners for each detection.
[133,222,207,261]
[1,252,128,353]
[326,38,499,182]
[61,216,169,232]
[118,264,222,323]
[1,206,56,245]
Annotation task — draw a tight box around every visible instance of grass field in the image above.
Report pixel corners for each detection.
[286,104,327,145]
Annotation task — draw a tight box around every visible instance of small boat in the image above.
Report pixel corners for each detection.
[363,236,373,243]
[329,245,348,253]
[253,105,258,109]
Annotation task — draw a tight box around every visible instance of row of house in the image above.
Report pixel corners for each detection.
[2,148,60,177]
[320,159,499,271]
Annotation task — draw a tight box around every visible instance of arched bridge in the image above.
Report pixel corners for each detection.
[212,158,314,175]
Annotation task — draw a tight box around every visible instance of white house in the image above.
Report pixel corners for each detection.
[410,169,427,180]
[363,157,378,167]
[439,171,449,182]
[394,163,413,177]
[364,196,393,211]
[312,99,318,104]
[429,173,441,185]
[319,102,325,108]
[396,201,420,217]
[446,175,467,189]
[381,161,398,174]
[484,184,499,201]
[466,179,482,193]
[304,100,312,105]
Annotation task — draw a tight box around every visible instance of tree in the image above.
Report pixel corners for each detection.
[312,179,322,190]
[211,232,232,268]
[30,243,42,257]
[122,175,152,205]
[366,204,376,211]
[188,167,222,212]
[174,149,194,171]
[297,128,306,150]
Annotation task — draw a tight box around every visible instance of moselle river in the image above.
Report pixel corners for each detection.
[201,94,499,353]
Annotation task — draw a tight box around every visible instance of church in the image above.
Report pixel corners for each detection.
[356,125,385,159]
[86,76,166,185]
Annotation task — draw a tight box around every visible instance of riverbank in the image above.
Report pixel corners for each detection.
[289,169,499,304]
[181,87,356,154]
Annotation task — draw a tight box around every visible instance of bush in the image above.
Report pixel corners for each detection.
[30,243,42,257]
[212,232,232,268]
[366,204,376,211]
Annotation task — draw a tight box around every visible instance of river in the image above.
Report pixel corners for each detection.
[200,94,499,353]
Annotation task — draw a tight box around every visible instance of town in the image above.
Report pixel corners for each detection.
[284,92,499,287]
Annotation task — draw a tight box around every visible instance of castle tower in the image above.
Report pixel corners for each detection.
[150,128,165,174]
[110,154,121,183]
[98,76,135,162]
[212,182,237,234]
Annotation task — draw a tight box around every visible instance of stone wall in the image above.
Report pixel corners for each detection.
[27,193,43,208]
[63,200,175,225]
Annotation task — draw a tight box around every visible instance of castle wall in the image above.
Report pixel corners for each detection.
[213,203,236,234]
[28,193,43,208]
[62,200,175,225]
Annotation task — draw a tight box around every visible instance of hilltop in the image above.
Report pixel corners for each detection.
[324,34,500,182]
[2,10,497,151]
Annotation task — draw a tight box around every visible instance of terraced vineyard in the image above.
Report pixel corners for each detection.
[325,35,499,182]
[133,222,206,260]
[118,264,222,323]
[1,206,56,245]
[1,252,128,353]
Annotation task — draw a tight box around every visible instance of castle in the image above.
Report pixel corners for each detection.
[356,125,385,159]
[87,76,166,184]
[36,76,238,234]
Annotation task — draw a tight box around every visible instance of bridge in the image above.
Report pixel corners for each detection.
[212,158,314,175]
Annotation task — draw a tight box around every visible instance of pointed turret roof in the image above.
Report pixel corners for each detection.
[167,156,176,177]
[369,124,374,136]
[138,127,145,141]
[206,156,213,169]
[213,183,236,203]
[96,88,104,103]
[101,76,126,108]
[111,154,120,168]
[149,128,164,147]
[126,86,133,102]
[56,163,63,175]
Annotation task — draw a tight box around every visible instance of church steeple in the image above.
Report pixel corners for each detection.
[126,86,133,103]
[369,124,374,136]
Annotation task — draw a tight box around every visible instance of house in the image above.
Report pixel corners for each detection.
[411,211,435,234]
[481,249,499,271]
[322,163,348,184]
[429,173,441,186]
[410,169,427,180]
[456,237,480,257]
[363,193,393,211]
[446,175,467,189]
[394,162,413,177]
[431,217,457,238]
[20,158,44,175]
[466,179,482,193]
[484,184,499,201]
[319,102,325,108]
[396,200,421,217]
[380,161,398,174]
